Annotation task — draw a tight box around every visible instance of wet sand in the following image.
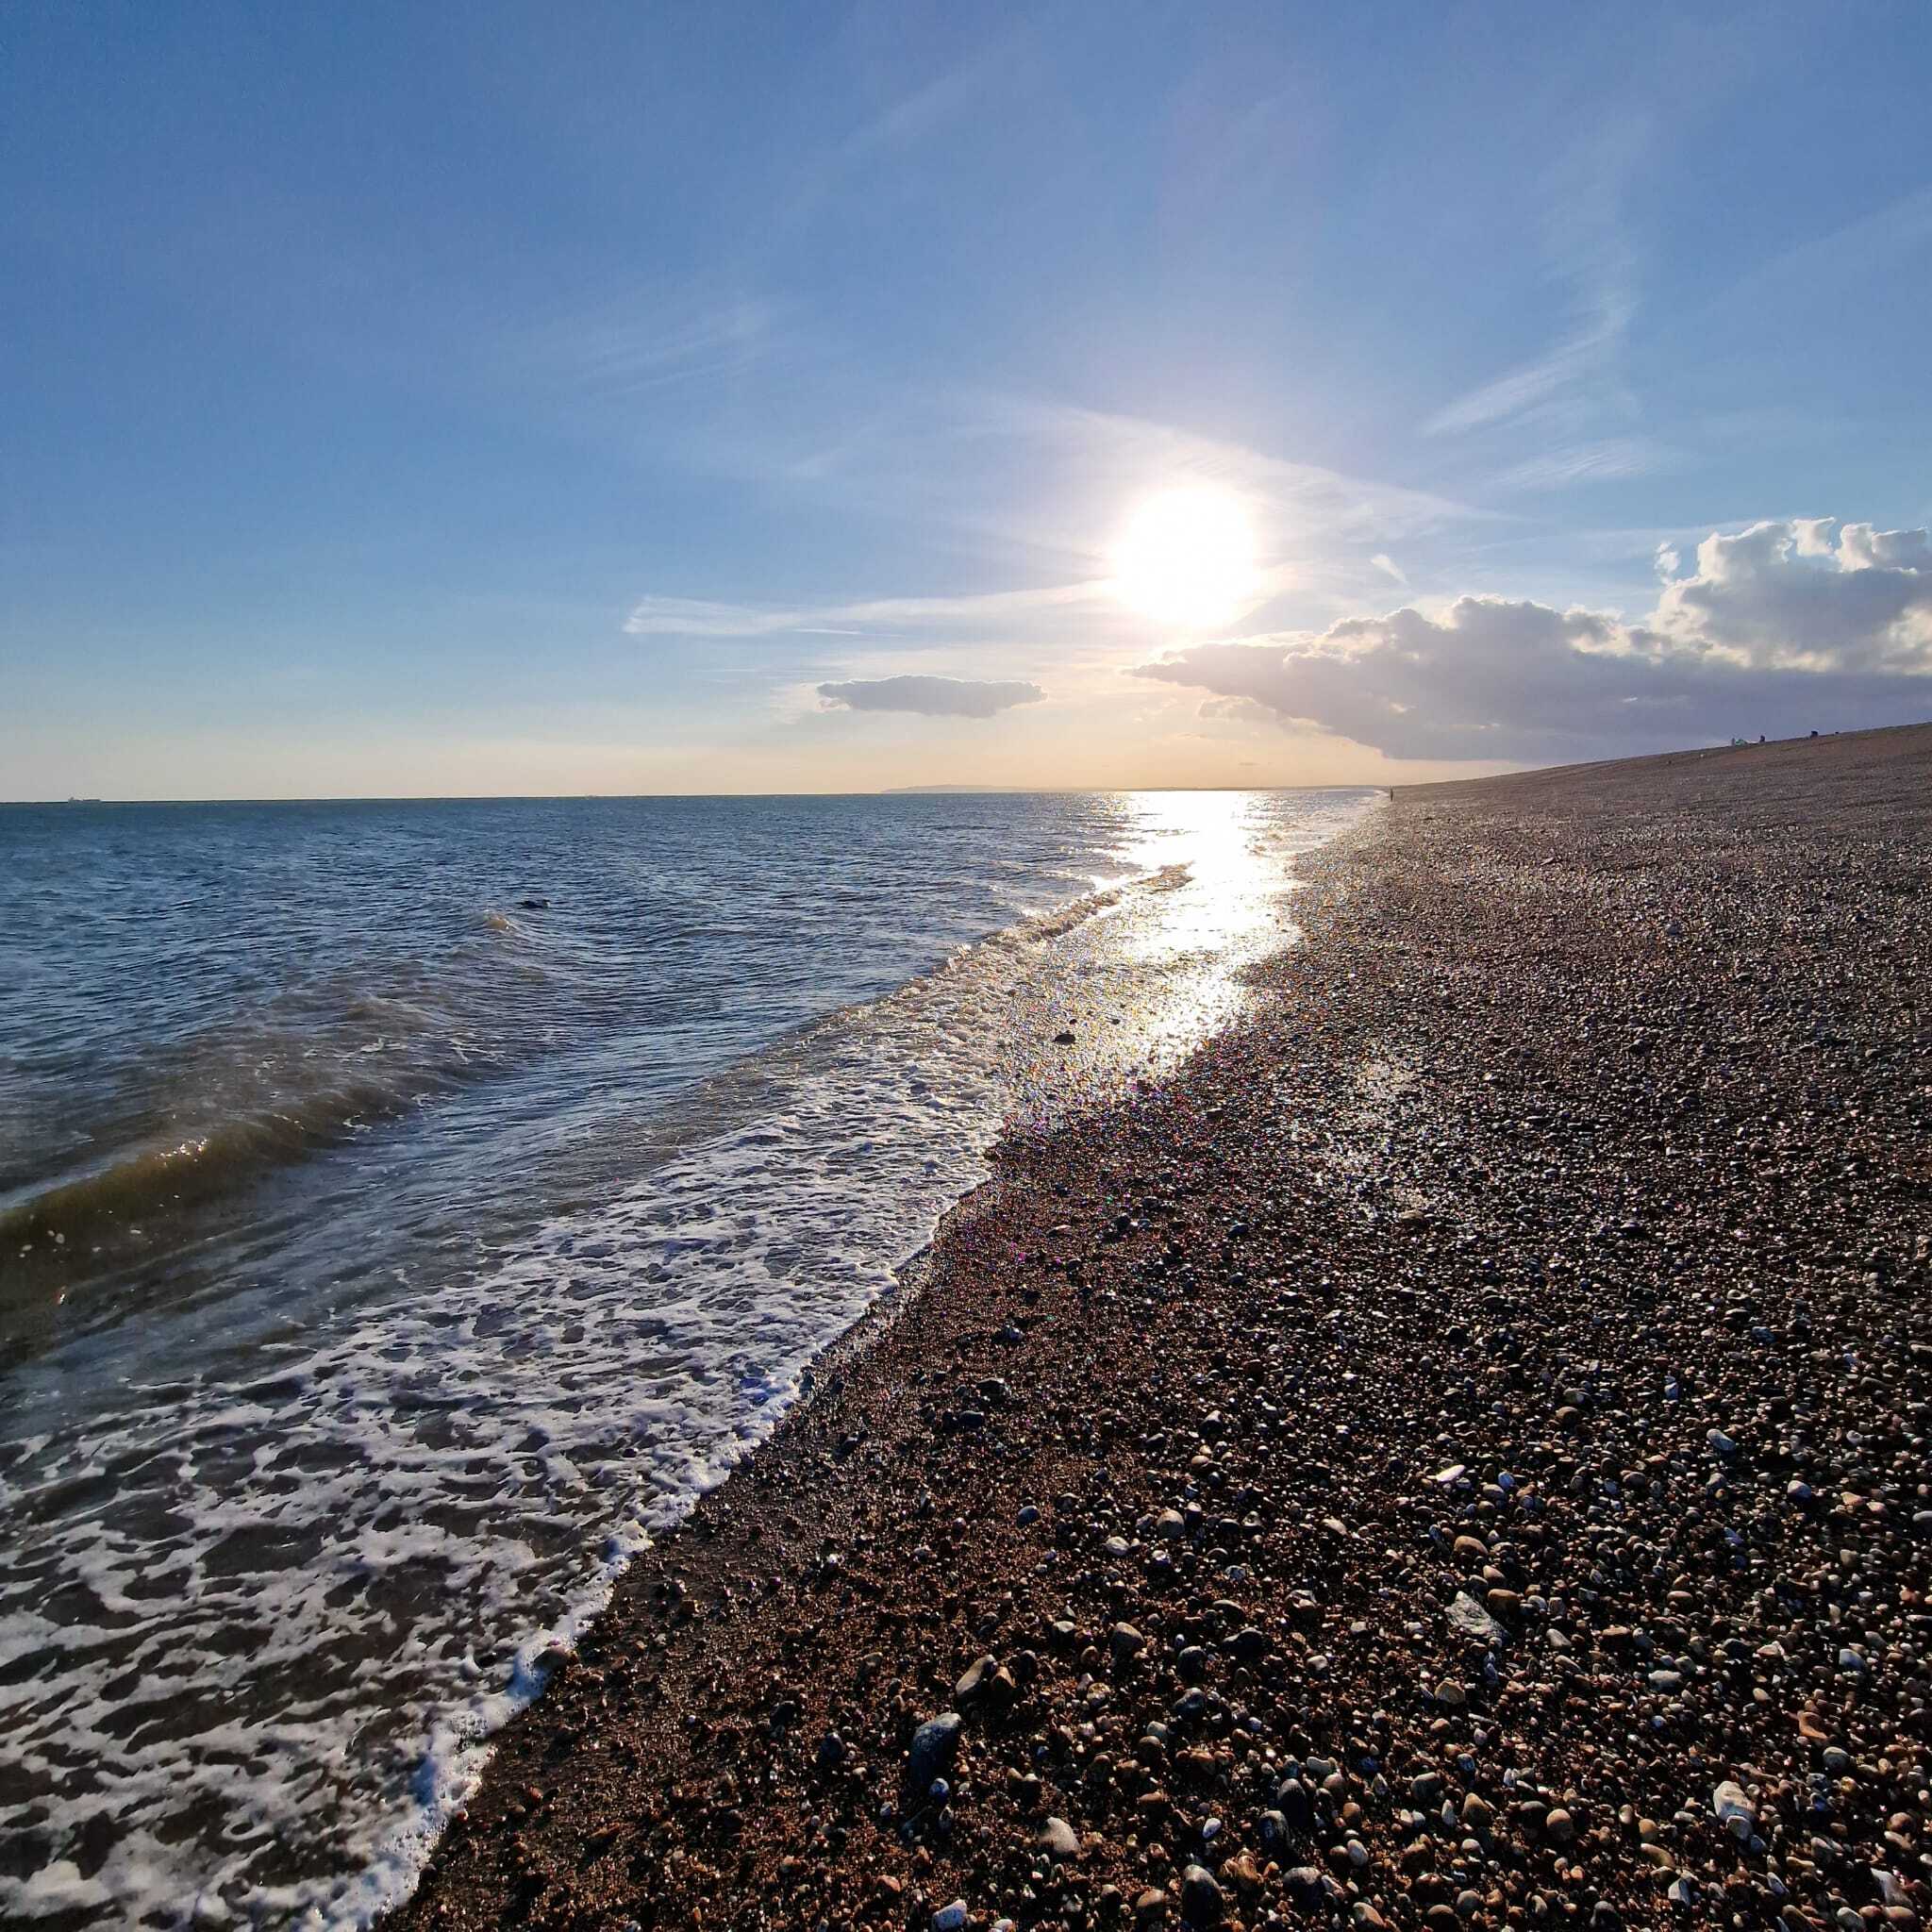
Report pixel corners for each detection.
[392,723,1931,1932]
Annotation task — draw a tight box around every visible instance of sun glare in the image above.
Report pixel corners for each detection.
[1110,485,1260,629]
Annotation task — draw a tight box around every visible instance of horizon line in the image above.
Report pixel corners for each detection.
[0,781,1402,808]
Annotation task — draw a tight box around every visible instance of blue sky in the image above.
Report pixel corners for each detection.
[4,1,1929,796]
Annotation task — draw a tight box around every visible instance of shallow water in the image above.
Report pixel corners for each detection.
[0,788,1373,1926]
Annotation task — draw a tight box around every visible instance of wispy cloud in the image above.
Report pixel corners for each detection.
[781,24,1041,227]
[989,396,1484,546]
[1424,118,1647,475]
[492,277,780,404]
[1489,435,1674,492]
[1700,181,1932,319]
[625,580,1108,640]
[1424,307,1630,439]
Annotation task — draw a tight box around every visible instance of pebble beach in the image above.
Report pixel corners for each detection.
[393,723,1931,1932]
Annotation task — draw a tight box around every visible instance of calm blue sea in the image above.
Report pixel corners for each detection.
[0,788,1373,1926]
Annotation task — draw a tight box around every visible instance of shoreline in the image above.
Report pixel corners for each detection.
[391,724,1931,1932]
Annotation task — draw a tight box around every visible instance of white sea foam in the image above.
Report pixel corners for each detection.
[0,789,1374,1927]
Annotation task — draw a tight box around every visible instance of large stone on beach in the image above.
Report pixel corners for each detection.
[907,1712,962,1793]
[1446,1591,1507,1647]
[1040,1815,1082,1860]
[1179,1864,1224,1926]
[955,1654,998,1704]
[1712,1780,1757,1840]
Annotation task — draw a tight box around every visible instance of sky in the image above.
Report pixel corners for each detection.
[3,1,1930,799]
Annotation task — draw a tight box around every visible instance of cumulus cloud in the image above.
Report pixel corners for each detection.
[1839,523,1932,572]
[1649,521,1932,673]
[1133,517,1932,761]
[816,675,1045,719]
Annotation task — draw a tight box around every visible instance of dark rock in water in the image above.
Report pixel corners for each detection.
[1179,1863,1224,1926]
[907,1712,962,1793]
[516,897,549,910]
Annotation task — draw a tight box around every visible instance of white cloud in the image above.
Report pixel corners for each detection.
[816,675,1045,719]
[1133,516,1932,760]
[1839,522,1932,572]
[1371,553,1407,586]
[1650,520,1932,672]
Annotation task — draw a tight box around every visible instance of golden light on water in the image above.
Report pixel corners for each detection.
[1109,485,1260,629]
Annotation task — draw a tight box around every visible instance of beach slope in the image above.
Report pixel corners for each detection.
[396,724,1931,1932]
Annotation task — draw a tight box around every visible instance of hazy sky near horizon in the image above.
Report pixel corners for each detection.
[5,2,1931,798]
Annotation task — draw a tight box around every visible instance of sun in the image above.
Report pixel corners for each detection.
[1109,485,1260,629]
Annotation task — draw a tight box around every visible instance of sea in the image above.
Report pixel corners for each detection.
[0,787,1374,1927]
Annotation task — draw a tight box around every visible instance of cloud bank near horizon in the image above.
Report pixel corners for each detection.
[1134,518,1932,760]
[816,674,1046,719]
